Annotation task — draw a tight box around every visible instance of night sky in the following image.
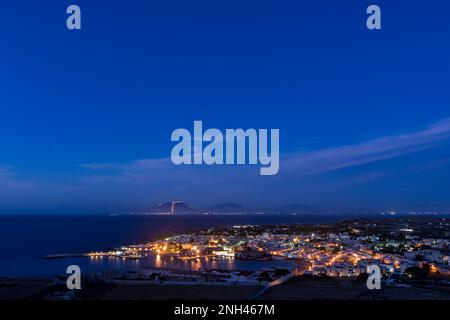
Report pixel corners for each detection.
[0,0,449,213]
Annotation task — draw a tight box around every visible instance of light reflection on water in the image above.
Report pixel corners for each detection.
[84,254,302,274]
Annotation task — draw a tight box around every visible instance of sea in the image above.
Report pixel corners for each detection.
[0,214,366,277]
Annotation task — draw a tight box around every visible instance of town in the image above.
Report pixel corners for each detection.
[70,217,450,288]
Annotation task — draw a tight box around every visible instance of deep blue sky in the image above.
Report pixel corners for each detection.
[0,0,449,214]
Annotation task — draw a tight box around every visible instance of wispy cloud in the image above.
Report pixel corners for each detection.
[0,165,12,181]
[2,118,450,211]
[0,165,37,189]
[283,118,450,176]
[83,118,450,180]
[82,158,171,172]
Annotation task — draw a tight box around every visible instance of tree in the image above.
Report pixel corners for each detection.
[415,254,425,262]
[357,272,369,282]
[404,265,430,280]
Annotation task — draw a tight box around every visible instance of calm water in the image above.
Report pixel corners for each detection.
[0,214,356,277]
